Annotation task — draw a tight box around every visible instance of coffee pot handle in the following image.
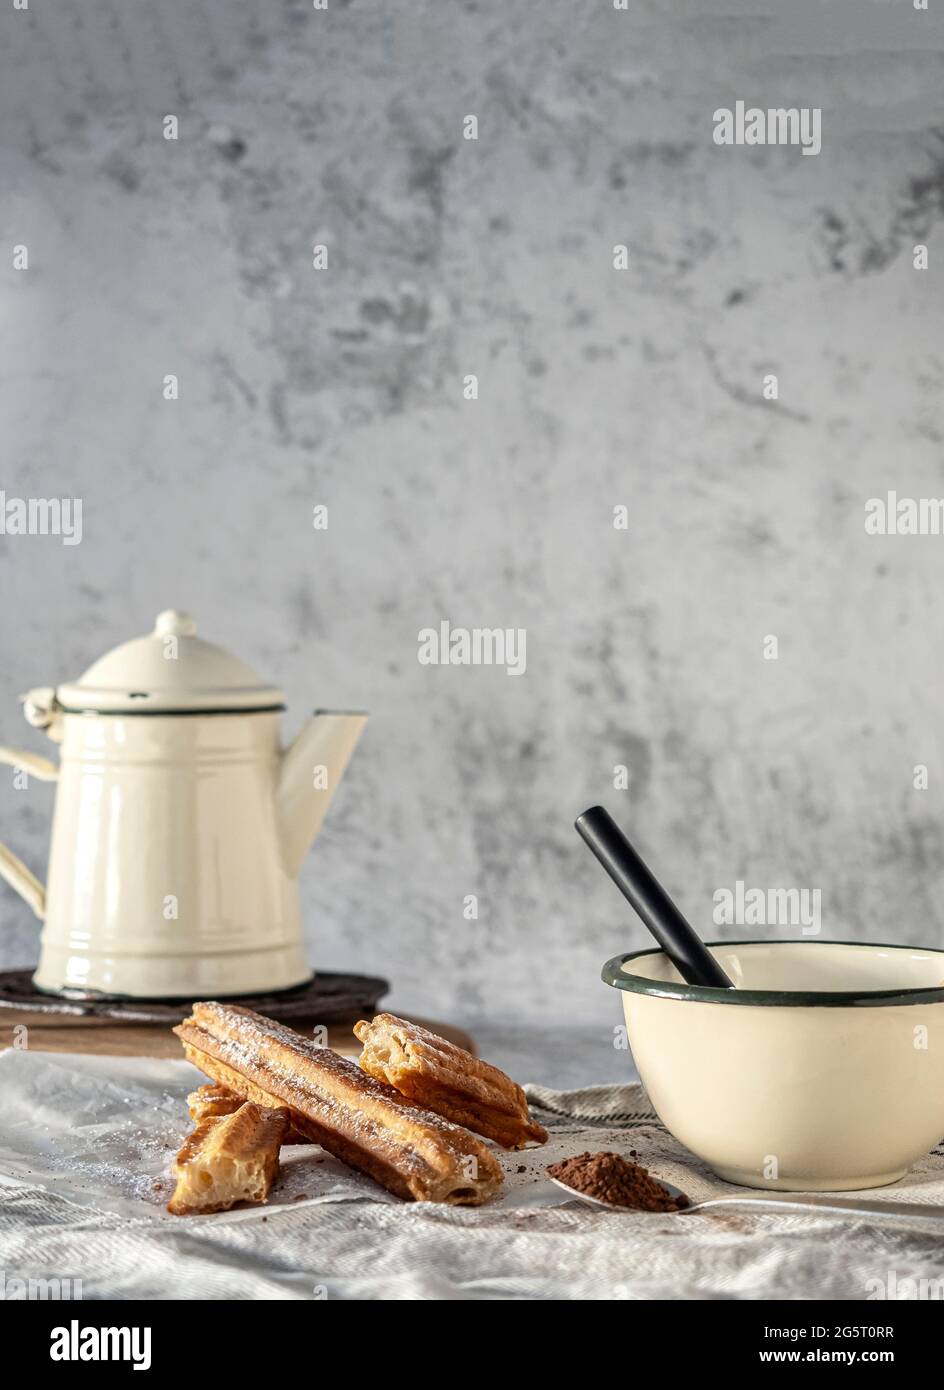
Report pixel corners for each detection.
[0,747,58,921]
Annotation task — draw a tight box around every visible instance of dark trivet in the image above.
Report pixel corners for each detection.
[0,969,388,1024]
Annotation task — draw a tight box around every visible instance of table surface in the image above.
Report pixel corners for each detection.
[0,1003,632,1089]
[0,1009,475,1059]
[470,1023,638,1090]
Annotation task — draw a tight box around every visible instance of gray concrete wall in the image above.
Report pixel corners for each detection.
[2,1,944,1025]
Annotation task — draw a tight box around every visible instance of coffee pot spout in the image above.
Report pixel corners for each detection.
[277,711,367,876]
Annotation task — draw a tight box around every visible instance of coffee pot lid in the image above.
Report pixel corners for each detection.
[52,610,285,714]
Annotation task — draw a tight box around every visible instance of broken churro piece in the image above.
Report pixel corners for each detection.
[354,1013,548,1150]
[187,1082,308,1143]
[173,1001,503,1205]
[167,1101,288,1216]
[187,1083,242,1124]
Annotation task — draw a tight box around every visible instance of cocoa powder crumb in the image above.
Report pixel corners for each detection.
[547,1151,688,1212]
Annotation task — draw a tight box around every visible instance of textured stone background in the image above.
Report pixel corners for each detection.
[2,1,944,1027]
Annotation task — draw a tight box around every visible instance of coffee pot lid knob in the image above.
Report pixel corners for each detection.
[154,609,197,638]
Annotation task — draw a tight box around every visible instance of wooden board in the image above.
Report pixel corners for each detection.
[0,1010,475,1059]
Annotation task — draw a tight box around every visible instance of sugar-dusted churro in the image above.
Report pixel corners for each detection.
[174,1002,503,1205]
[354,1013,548,1150]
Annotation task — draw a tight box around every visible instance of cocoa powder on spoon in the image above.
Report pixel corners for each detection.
[547,1151,688,1212]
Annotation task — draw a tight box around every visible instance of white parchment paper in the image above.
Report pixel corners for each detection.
[0,1049,568,1222]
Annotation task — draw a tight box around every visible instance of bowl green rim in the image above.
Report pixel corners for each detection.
[601,939,944,1008]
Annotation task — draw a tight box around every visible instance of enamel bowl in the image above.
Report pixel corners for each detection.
[602,940,944,1192]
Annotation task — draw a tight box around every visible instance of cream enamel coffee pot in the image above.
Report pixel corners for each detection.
[0,610,366,998]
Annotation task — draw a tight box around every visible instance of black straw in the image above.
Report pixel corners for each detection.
[575,806,734,988]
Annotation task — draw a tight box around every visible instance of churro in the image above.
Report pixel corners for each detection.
[187,1083,241,1124]
[167,1101,287,1215]
[174,1002,503,1205]
[354,1013,548,1149]
[188,1082,307,1142]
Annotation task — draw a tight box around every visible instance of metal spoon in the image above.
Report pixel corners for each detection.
[548,1175,944,1219]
